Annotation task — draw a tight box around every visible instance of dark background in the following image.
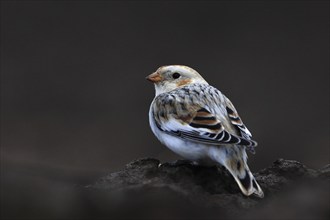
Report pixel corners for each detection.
[1,1,329,219]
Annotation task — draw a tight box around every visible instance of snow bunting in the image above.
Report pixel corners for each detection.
[146,65,264,198]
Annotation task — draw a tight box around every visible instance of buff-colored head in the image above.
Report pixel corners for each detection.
[146,65,208,96]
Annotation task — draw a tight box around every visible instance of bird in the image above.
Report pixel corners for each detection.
[146,65,264,198]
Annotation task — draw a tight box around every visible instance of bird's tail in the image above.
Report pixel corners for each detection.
[223,158,264,198]
[231,165,264,198]
[209,146,264,197]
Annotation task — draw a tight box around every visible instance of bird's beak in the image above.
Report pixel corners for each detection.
[146,72,162,83]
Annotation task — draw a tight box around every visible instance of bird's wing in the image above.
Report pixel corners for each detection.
[223,96,253,140]
[152,84,257,148]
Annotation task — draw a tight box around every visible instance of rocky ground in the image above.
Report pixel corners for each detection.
[85,158,330,220]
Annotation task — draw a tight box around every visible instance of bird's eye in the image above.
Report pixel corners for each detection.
[172,72,181,79]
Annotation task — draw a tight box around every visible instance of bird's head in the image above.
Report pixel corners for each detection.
[146,65,208,96]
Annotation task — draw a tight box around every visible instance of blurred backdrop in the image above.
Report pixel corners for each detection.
[1,1,329,219]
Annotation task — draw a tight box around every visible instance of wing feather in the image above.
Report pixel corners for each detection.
[152,84,258,149]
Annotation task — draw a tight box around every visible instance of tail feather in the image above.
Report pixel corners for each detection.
[208,146,264,198]
[226,164,264,198]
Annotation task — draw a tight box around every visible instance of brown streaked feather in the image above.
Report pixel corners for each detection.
[230,117,243,125]
[188,108,223,132]
[178,114,194,123]
[226,106,239,118]
[195,111,212,117]
[224,99,253,143]
[192,119,218,125]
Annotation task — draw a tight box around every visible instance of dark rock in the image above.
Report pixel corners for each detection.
[87,158,330,220]
[319,164,330,179]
